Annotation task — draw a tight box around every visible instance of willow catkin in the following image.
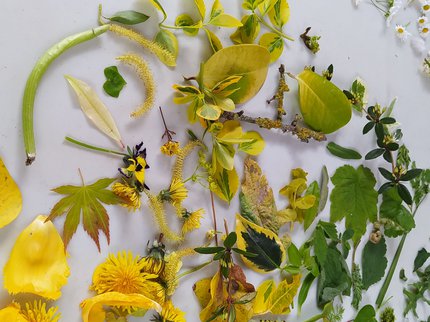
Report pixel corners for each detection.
[108,24,176,67]
[172,140,201,182]
[117,53,155,118]
[144,190,183,243]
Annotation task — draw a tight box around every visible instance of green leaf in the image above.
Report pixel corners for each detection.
[268,0,290,28]
[380,188,415,237]
[363,121,375,134]
[243,0,265,10]
[259,33,283,62]
[103,66,127,98]
[194,246,225,254]
[211,166,239,203]
[197,102,222,121]
[397,183,413,205]
[154,29,178,63]
[209,14,243,27]
[318,221,339,241]
[48,177,119,251]
[287,243,301,267]
[204,28,223,52]
[238,132,265,156]
[107,10,149,25]
[236,214,285,273]
[230,14,260,44]
[341,228,354,258]
[239,158,279,233]
[362,237,388,289]
[414,248,430,272]
[175,14,202,36]
[258,0,278,15]
[213,141,235,170]
[304,181,320,231]
[326,142,362,160]
[224,232,237,248]
[400,168,423,181]
[298,272,316,313]
[354,305,377,322]
[232,248,258,257]
[379,167,394,181]
[202,44,270,104]
[314,226,328,266]
[317,245,351,307]
[318,166,329,214]
[296,69,352,134]
[365,148,385,160]
[349,78,367,111]
[330,165,378,243]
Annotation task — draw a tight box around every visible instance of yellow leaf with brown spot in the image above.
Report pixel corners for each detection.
[0,157,22,228]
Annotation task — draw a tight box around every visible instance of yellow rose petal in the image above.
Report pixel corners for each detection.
[4,215,70,300]
[0,157,22,228]
[81,292,162,322]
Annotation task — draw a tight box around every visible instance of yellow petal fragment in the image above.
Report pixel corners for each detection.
[193,278,212,308]
[4,215,70,300]
[0,304,26,322]
[81,292,162,322]
[0,157,22,228]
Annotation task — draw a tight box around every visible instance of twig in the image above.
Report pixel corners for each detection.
[267,64,289,121]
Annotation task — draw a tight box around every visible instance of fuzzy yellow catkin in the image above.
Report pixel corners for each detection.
[144,190,183,243]
[108,24,176,67]
[117,53,155,118]
[172,141,201,182]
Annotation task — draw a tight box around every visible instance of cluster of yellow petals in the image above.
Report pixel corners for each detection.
[0,301,60,322]
[112,182,141,211]
[160,141,180,156]
[168,179,188,206]
[182,208,204,235]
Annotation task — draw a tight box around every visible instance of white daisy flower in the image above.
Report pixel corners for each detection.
[421,1,430,14]
[386,0,403,26]
[419,24,430,37]
[395,24,411,41]
[417,16,428,26]
[411,36,426,53]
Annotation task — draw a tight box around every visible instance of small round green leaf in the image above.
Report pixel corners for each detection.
[326,142,362,160]
[108,10,149,25]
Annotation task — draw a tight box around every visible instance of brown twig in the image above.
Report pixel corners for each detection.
[267,64,289,121]
[159,106,176,140]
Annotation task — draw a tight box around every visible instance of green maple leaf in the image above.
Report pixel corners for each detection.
[330,165,378,244]
[47,177,120,251]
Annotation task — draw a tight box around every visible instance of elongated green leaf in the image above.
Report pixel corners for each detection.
[380,188,415,237]
[194,246,225,254]
[268,0,290,28]
[296,69,352,134]
[202,44,270,104]
[330,165,378,243]
[236,214,285,273]
[326,142,362,160]
[318,166,329,214]
[362,237,387,289]
[204,28,223,52]
[107,10,149,25]
[298,272,316,313]
[304,181,320,230]
[65,76,123,147]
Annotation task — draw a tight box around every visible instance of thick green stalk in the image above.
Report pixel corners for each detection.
[65,136,127,156]
[375,232,407,308]
[23,24,109,165]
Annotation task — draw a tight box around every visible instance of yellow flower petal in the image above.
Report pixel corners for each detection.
[0,157,22,228]
[4,215,70,300]
[81,292,162,322]
[0,303,27,321]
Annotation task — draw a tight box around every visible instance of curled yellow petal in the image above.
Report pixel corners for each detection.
[4,215,70,300]
[81,292,162,322]
[0,303,26,321]
[0,157,22,228]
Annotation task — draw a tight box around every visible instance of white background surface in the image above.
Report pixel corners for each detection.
[1,0,430,321]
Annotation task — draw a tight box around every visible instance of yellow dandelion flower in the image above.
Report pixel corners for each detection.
[158,301,186,322]
[21,301,60,322]
[140,256,165,276]
[168,179,188,206]
[112,182,141,211]
[160,141,180,156]
[181,208,204,235]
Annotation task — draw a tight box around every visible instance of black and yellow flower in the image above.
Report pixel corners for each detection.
[119,142,149,190]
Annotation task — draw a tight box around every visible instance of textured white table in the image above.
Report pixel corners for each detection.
[1,0,429,321]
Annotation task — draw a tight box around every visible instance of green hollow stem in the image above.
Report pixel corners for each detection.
[176,260,212,279]
[65,136,127,157]
[23,24,109,166]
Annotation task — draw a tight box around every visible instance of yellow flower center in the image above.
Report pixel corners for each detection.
[424,4,430,10]
[423,28,429,33]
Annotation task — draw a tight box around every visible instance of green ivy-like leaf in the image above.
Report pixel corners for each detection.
[362,237,388,289]
[103,66,127,98]
[330,165,378,243]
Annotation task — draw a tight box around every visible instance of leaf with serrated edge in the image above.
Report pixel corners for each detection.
[361,237,388,289]
[48,177,119,251]
[330,165,378,243]
[65,76,123,147]
[240,158,279,233]
[236,214,285,273]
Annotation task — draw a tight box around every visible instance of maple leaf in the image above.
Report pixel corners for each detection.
[47,177,120,251]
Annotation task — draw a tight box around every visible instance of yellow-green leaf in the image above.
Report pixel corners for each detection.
[212,141,235,170]
[230,14,260,44]
[258,0,278,15]
[211,75,243,94]
[197,102,221,120]
[211,165,239,202]
[236,214,286,273]
[213,95,235,112]
[154,29,178,62]
[296,69,352,134]
[175,14,202,36]
[0,157,22,228]
[259,32,283,62]
[216,120,247,144]
[209,14,243,27]
[202,44,270,104]
[238,131,265,155]
[253,275,301,315]
[268,0,290,28]
[194,0,206,19]
[210,0,224,19]
[243,0,265,10]
[65,76,123,147]
[204,28,223,52]
[149,0,167,20]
